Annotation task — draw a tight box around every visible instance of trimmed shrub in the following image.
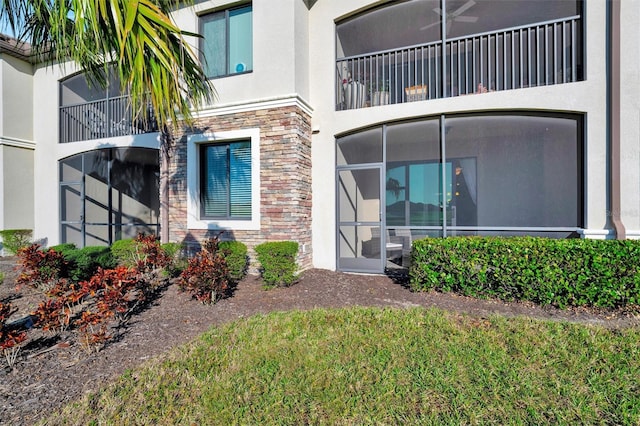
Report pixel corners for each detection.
[50,243,78,254]
[219,240,248,282]
[0,229,32,255]
[254,241,298,288]
[110,239,137,267]
[161,242,187,277]
[178,237,229,304]
[409,236,640,309]
[61,246,118,283]
[110,235,171,273]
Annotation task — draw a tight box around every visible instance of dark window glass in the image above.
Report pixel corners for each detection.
[200,141,252,219]
[446,114,581,228]
[201,5,253,78]
[337,112,582,233]
[336,0,580,58]
[337,127,383,165]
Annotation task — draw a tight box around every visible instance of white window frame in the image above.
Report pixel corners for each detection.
[187,128,260,230]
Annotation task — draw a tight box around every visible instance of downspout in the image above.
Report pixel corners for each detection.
[608,0,625,239]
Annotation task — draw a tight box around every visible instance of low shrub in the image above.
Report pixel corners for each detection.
[0,229,32,255]
[111,235,171,273]
[110,239,137,267]
[409,236,640,309]
[161,242,183,260]
[59,246,117,282]
[178,237,229,304]
[49,243,77,253]
[219,240,248,282]
[0,271,4,286]
[254,241,298,288]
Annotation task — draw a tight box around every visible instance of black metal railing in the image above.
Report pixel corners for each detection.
[59,95,158,143]
[336,16,582,110]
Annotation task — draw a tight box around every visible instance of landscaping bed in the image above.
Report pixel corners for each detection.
[0,259,639,425]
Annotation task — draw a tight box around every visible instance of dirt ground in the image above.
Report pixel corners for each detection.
[0,257,638,425]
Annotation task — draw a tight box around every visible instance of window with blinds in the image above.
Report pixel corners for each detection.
[200,141,252,219]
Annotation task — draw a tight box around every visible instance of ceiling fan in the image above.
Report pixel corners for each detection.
[420,0,479,31]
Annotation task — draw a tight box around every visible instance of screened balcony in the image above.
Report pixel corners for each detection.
[59,70,157,143]
[335,0,583,110]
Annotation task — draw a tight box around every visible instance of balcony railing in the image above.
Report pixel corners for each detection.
[336,16,582,110]
[59,95,158,143]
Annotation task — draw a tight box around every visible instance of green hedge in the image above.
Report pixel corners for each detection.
[409,236,640,309]
[51,244,117,282]
[254,241,298,288]
[219,240,248,282]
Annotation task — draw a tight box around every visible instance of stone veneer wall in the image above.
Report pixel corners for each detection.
[167,105,313,271]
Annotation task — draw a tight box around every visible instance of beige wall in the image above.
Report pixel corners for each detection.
[619,0,640,234]
[1,145,34,229]
[171,0,310,108]
[0,53,35,233]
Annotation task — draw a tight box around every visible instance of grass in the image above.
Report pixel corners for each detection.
[48,307,640,425]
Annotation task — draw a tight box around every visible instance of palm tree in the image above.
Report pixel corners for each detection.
[1,0,215,242]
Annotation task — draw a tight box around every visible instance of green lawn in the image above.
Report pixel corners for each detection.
[48,307,640,425]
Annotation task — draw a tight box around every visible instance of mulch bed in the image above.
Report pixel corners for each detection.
[0,257,638,425]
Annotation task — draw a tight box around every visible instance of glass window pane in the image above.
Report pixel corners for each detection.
[386,120,442,227]
[85,225,110,246]
[336,0,441,58]
[338,225,382,261]
[61,224,83,245]
[201,11,227,78]
[111,148,160,225]
[199,140,252,220]
[201,144,229,217]
[229,6,253,73]
[446,114,580,227]
[60,155,83,182]
[337,127,383,165]
[229,142,252,218]
[60,184,82,222]
[447,0,580,39]
[338,169,380,223]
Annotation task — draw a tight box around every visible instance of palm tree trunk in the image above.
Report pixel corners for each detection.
[160,125,170,243]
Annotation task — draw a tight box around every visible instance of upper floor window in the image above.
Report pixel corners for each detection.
[200,4,253,79]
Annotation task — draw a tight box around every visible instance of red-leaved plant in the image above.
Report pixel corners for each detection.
[0,302,27,368]
[16,244,67,292]
[178,237,230,304]
[133,234,171,274]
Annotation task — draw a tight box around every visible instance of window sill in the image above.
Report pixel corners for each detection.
[187,216,260,231]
